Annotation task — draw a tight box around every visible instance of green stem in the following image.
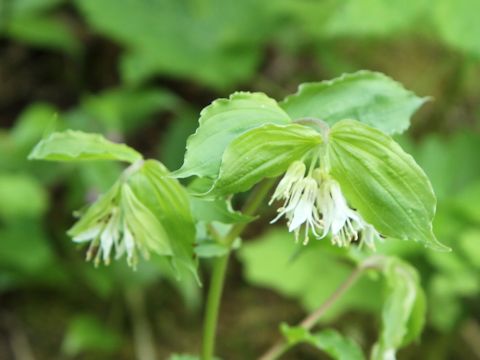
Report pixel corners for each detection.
[201,178,277,360]
[259,261,376,360]
[201,254,230,360]
[125,287,157,360]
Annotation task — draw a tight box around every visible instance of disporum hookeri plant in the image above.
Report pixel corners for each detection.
[29,71,448,360]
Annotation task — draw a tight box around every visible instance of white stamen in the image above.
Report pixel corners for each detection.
[269,161,381,249]
[269,161,306,206]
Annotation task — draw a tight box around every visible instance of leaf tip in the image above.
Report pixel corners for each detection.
[424,231,451,252]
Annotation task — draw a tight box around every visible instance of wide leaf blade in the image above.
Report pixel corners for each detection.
[281,325,365,360]
[328,120,447,250]
[29,130,142,163]
[371,257,426,359]
[174,92,291,179]
[281,71,427,135]
[211,123,322,195]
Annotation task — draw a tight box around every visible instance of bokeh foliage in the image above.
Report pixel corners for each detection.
[1,0,480,359]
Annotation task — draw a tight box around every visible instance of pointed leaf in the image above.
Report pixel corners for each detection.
[328,120,447,250]
[212,124,322,195]
[29,130,142,163]
[190,197,254,224]
[121,183,173,256]
[371,258,426,360]
[281,325,365,360]
[175,92,290,179]
[68,182,121,239]
[187,178,253,223]
[281,71,427,135]
[127,160,197,274]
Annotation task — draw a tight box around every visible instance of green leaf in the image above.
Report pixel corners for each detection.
[128,160,197,276]
[67,181,121,239]
[6,15,80,54]
[281,71,427,135]
[453,181,480,223]
[67,160,197,275]
[175,92,290,179]
[238,228,382,319]
[190,196,253,224]
[11,103,58,150]
[328,120,447,251]
[416,132,480,201]
[0,174,48,220]
[29,130,142,163]
[194,240,230,258]
[415,134,452,201]
[281,324,365,360]
[121,183,173,256]
[194,222,242,258]
[460,230,480,268]
[324,0,428,38]
[432,0,480,57]
[81,87,179,132]
[188,178,253,224]
[371,258,425,359]
[402,282,426,346]
[74,0,271,88]
[169,354,219,360]
[62,314,121,356]
[159,109,199,171]
[0,223,57,276]
[8,0,64,15]
[211,123,321,195]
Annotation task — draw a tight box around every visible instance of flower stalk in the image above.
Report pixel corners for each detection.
[201,178,277,360]
[259,257,383,360]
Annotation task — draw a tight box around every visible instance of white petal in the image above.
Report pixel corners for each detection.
[289,198,312,231]
[72,224,102,243]
[269,161,305,204]
[100,224,115,262]
[123,224,136,260]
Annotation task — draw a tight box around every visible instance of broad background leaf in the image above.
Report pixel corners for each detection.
[0,174,47,220]
[281,71,427,134]
[432,0,480,58]
[6,16,80,54]
[324,0,428,38]
[62,314,122,356]
[74,0,272,88]
[81,87,180,133]
[238,228,382,319]
[281,325,365,360]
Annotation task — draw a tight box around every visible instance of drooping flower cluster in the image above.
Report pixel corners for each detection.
[72,204,138,266]
[69,179,171,268]
[270,160,381,248]
[70,184,140,267]
[67,160,196,270]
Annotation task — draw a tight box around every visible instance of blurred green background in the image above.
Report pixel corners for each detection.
[1,0,480,359]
